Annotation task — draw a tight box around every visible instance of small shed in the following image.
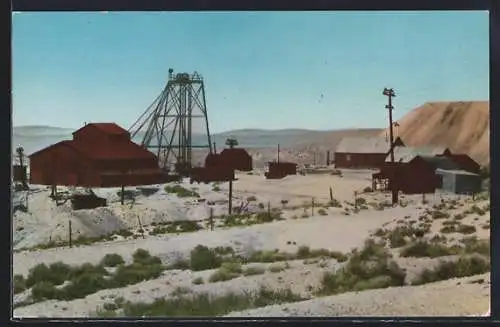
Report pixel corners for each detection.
[335,136,405,169]
[436,169,482,195]
[219,148,253,171]
[265,161,297,179]
[440,153,481,174]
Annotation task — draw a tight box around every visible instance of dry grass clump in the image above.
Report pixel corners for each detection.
[99,287,305,317]
[150,220,202,236]
[209,262,243,283]
[17,250,163,302]
[317,239,406,295]
[399,240,461,258]
[412,255,490,285]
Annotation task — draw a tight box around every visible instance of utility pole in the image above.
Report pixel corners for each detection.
[226,137,238,215]
[383,87,398,205]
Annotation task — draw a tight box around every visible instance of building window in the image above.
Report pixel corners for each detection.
[346,155,352,162]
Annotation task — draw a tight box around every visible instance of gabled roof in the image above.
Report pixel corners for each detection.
[336,137,403,154]
[29,139,156,160]
[28,140,87,158]
[387,146,449,163]
[73,123,129,136]
[410,155,459,171]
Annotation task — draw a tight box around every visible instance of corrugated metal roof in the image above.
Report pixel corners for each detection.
[387,146,448,163]
[335,137,392,154]
[436,169,479,176]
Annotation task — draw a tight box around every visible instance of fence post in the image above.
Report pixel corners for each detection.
[329,187,333,202]
[209,207,214,231]
[68,220,72,248]
[354,191,358,210]
[311,197,315,216]
[267,201,271,220]
[137,216,145,239]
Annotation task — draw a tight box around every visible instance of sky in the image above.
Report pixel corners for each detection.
[12,11,489,133]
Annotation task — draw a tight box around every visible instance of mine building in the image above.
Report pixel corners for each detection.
[205,148,253,172]
[334,136,405,169]
[265,161,297,179]
[435,169,482,195]
[29,123,168,188]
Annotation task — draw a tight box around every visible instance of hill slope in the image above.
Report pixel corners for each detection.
[384,101,489,166]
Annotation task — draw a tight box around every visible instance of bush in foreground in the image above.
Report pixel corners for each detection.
[412,255,490,285]
[318,239,406,295]
[115,287,305,317]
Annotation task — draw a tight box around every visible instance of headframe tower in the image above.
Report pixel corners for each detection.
[129,69,213,175]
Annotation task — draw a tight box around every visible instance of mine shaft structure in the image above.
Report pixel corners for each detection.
[130,69,213,176]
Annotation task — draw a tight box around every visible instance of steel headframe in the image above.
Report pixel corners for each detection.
[129,69,213,174]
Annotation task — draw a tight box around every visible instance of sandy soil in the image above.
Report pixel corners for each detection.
[12,170,490,318]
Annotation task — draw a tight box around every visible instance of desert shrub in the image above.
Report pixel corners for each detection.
[318,239,405,295]
[258,202,265,209]
[430,210,450,220]
[328,199,342,208]
[387,228,408,248]
[115,229,134,238]
[296,246,312,259]
[242,266,266,276]
[171,286,192,297]
[412,256,490,285]
[164,185,200,198]
[246,196,257,202]
[317,208,328,216]
[470,205,486,216]
[31,281,60,302]
[453,213,465,220]
[268,263,287,273]
[208,262,242,283]
[355,197,367,206]
[248,250,292,263]
[399,241,460,258]
[60,272,110,300]
[373,228,387,238]
[461,237,490,257]
[363,187,373,193]
[119,287,304,317]
[192,277,204,285]
[212,185,221,192]
[132,249,161,266]
[26,262,72,288]
[111,262,163,288]
[101,253,125,267]
[13,274,27,294]
[440,226,456,234]
[190,245,223,271]
[456,224,476,235]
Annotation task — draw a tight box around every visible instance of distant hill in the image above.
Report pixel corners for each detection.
[380,101,489,166]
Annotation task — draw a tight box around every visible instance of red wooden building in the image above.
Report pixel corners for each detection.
[265,161,297,179]
[334,136,405,169]
[29,123,167,187]
[373,155,459,195]
[204,148,252,172]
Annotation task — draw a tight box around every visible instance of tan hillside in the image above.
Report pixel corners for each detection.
[384,101,490,166]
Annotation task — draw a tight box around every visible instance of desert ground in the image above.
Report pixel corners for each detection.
[12,168,490,318]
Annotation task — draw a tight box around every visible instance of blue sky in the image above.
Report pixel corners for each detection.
[12,11,489,133]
